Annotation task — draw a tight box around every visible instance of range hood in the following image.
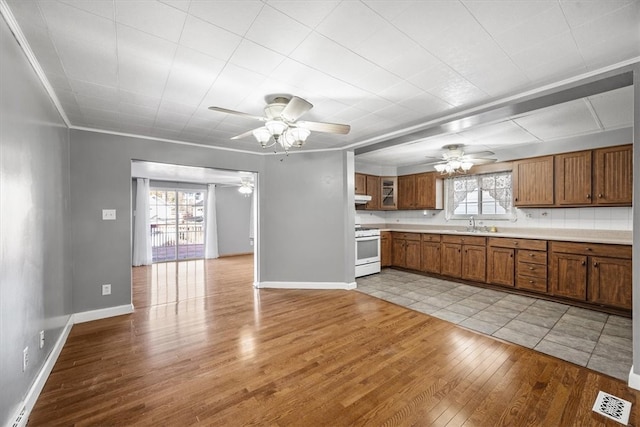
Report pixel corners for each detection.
[354,194,372,204]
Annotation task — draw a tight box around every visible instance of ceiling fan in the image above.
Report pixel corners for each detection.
[208,94,350,152]
[425,144,496,175]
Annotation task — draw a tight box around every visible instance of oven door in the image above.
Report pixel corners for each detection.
[355,235,381,266]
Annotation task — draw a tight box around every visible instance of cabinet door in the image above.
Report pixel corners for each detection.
[594,145,633,205]
[462,245,486,282]
[555,150,592,205]
[380,232,392,267]
[415,172,435,209]
[380,177,398,210]
[421,242,441,274]
[550,253,587,300]
[441,243,462,278]
[487,247,514,287]
[405,240,421,270]
[513,156,554,206]
[397,175,415,209]
[589,256,632,310]
[365,175,380,210]
[355,173,367,195]
[392,239,405,267]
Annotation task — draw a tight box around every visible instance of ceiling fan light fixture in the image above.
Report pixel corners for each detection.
[238,177,254,196]
[265,120,287,138]
[252,127,271,147]
[288,127,310,147]
[461,161,474,171]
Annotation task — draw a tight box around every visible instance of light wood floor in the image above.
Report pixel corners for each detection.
[30,255,639,426]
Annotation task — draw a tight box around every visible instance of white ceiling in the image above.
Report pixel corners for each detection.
[4,0,640,164]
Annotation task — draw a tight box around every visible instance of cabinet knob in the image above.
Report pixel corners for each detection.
[593,262,599,267]
[515,197,518,202]
[529,253,534,257]
[581,261,586,266]
[529,267,534,270]
[586,194,591,199]
[529,280,534,284]
[585,247,591,251]
[510,254,513,258]
[598,194,603,198]
[514,241,519,246]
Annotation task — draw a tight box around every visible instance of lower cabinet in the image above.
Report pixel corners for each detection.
[392,232,421,270]
[441,235,486,281]
[549,241,632,310]
[487,246,514,287]
[421,234,441,274]
[380,231,392,267]
[487,238,547,292]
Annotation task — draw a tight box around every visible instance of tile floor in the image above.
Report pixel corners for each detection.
[356,268,632,381]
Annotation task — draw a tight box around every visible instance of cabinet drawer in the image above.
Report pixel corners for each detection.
[550,241,631,258]
[516,275,548,293]
[488,237,546,251]
[442,235,486,246]
[517,261,547,279]
[516,250,547,265]
[392,232,421,241]
[422,233,441,242]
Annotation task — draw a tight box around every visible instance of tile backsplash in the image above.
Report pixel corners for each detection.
[356,206,633,231]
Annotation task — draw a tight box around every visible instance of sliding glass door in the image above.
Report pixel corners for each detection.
[149,189,205,262]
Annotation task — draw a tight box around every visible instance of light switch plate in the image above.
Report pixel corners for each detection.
[102,209,116,220]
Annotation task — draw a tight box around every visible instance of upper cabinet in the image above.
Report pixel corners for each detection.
[513,156,554,206]
[380,176,397,210]
[355,173,367,195]
[594,145,633,205]
[397,172,443,210]
[554,145,632,207]
[365,175,381,210]
[555,150,592,205]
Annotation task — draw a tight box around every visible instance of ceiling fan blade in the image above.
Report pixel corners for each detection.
[230,128,260,140]
[280,96,313,122]
[296,120,350,134]
[208,106,266,122]
[464,150,495,157]
[469,158,497,165]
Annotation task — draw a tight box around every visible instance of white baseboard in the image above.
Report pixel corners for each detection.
[73,304,134,324]
[255,281,357,290]
[629,366,640,390]
[11,315,74,427]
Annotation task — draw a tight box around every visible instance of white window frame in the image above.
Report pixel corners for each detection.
[445,171,514,221]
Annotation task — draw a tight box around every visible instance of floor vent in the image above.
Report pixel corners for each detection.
[592,391,631,425]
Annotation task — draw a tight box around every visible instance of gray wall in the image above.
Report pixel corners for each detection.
[69,130,355,311]
[632,66,639,379]
[259,150,354,284]
[216,186,254,256]
[1,17,72,424]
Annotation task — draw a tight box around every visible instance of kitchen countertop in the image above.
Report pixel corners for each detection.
[370,224,632,245]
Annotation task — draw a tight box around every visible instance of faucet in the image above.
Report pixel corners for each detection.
[469,216,476,232]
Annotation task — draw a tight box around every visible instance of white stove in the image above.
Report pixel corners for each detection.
[355,226,381,277]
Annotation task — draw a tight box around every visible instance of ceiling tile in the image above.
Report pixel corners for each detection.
[7,0,48,29]
[315,1,390,50]
[188,0,263,35]
[457,121,539,147]
[162,46,225,105]
[158,0,191,13]
[245,5,312,55]
[116,24,178,66]
[401,92,455,118]
[511,31,584,72]
[118,89,162,109]
[492,4,571,56]
[229,40,286,75]
[115,0,187,42]
[54,35,118,86]
[75,93,119,111]
[362,0,413,22]
[588,86,634,129]
[46,73,73,92]
[117,102,158,119]
[200,63,267,112]
[463,0,557,37]
[58,0,115,20]
[560,0,635,28]
[266,0,340,28]
[117,53,172,96]
[513,99,601,140]
[69,79,119,102]
[179,15,242,60]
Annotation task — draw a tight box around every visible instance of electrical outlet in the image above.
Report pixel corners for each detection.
[102,284,111,295]
[40,331,45,349]
[23,347,28,372]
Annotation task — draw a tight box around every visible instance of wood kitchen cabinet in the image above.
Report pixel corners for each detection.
[513,156,554,206]
[380,177,397,210]
[549,241,632,310]
[397,173,442,210]
[380,231,392,267]
[421,234,441,274]
[392,232,421,270]
[594,145,633,205]
[555,150,592,205]
[355,173,367,195]
[365,175,381,210]
[487,238,547,292]
[441,235,486,282]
